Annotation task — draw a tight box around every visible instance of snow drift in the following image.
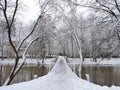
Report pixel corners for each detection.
[0,56,120,90]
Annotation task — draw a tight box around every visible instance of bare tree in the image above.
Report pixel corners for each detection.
[94,0,120,19]
[0,0,56,85]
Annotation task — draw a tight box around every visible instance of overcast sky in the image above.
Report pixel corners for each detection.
[19,0,89,25]
[19,0,40,24]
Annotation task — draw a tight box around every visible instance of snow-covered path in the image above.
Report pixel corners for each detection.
[0,56,120,90]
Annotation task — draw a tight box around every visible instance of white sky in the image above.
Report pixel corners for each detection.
[19,0,89,25]
[19,0,40,25]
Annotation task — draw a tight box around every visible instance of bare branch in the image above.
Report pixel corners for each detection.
[96,0,118,18]
[68,0,118,19]
[0,3,3,9]
[39,0,51,15]
[2,0,9,26]
[14,30,47,77]
[2,0,19,60]
[17,0,51,51]
[2,0,20,85]
[4,0,7,11]
[9,0,19,28]
[17,15,43,51]
[114,0,120,13]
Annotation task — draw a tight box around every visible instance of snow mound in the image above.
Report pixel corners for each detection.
[0,56,120,90]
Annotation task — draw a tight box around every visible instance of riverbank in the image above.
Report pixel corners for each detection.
[0,56,119,90]
[0,58,120,65]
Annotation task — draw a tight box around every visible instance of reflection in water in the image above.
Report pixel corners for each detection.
[82,66,120,86]
[0,65,48,86]
[0,65,120,86]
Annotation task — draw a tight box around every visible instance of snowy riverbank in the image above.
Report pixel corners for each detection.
[0,58,120,65]
[0,56,120,90]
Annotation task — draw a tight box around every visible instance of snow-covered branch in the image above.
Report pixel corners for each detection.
[14,30,47,76]
[17,15,43,52]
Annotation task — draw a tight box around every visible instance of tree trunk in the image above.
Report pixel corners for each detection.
[3,57,19,85]
[71,35,74,58]
[73,29,83,78]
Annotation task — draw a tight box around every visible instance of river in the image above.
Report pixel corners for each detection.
[0,65,120,87]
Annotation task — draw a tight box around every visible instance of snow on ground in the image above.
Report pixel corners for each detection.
[0,56,120,90]
[0,58,120,65]
[83,58,120,65]
[0,58,56,65]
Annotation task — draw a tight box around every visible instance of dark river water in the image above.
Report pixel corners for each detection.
[0,64,120,87]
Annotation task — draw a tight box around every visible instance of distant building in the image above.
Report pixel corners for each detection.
[6,40,28,58]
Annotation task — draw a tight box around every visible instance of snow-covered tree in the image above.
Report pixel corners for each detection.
[0,0,58,85]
